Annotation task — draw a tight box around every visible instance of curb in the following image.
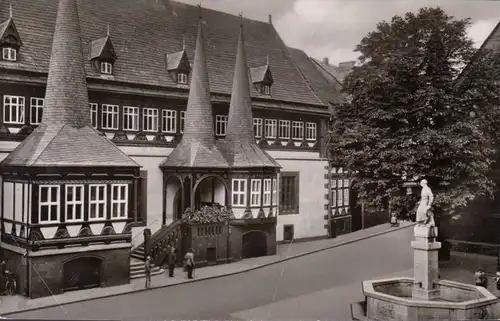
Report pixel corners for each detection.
[3,223,414,315]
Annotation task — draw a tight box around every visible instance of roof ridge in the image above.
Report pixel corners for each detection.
[310,57,343,87]
[29,123,65,166]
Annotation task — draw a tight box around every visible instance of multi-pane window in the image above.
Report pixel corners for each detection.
[272,178,278,205]
[3,95,25,124]
[30,98,44,125]
[306,122,317,141]
[90,103,98,128]
[292,121,304,140]
[162,109,177,133]
[253,118,263,138]
[232,179,247,207]
[263,179,272,206]
[177,73,188,84]
[331,168,350,214]
[250,179,262,207]
[89,184,107,220]
[65,185,84,222]
[123,106,139,131]
[216,115,228,136]
[279,120,290,139]
[111,184,128,219]
[143,108,159,132]
[263,85,271,95]
[180,111,186,133]
[264,119,277,139]
[280,172,299,215]
[101,104,119,129]
[39,185,60,223]
[100,61,113,74]
[2,47,16,61]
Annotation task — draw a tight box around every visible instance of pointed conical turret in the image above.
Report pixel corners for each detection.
[161,17,228,168]
[223,23,280,169]
[1,0,138,168]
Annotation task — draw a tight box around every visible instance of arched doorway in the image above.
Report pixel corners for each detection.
[192,174,228,210]
[350,181,363,232]
[63,257,102,292]
[164,175,183,225]
[242,231,268,258]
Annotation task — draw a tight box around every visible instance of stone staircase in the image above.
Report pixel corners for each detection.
[131,244,146,261]
[130,259,164,280]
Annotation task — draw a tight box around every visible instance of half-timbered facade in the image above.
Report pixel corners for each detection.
[0,0,347,295]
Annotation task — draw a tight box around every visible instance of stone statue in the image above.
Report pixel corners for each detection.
[416,179,435,227]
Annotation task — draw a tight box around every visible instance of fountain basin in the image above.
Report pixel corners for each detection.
[362,277,500,321]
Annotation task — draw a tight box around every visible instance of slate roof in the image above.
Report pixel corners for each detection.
[224,25,280,169]
[288,47,343,106]
[166,50,188,71]
[89,35,116,61]
[311,58,349,84]
[1,0,139,168]
[250,65,271,84]
[1,0,325,107]
[161,19,228,169]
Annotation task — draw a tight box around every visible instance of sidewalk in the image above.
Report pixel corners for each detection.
[1,221,413,315]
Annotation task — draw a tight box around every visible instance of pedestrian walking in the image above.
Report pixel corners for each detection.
[184,248,195,279]
[145,256,152,289]
[167,246,176,278]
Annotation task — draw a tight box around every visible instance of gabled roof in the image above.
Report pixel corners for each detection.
[250,64,273,84]
[224,25,280,169]
[89,35,117,62]
[0,0,325,107]
[162,18,228,169]
[0,17,22,47]
[288,47,344,106]
[1,0,138,169]
[311,58,347,85]
[166,50,190,71]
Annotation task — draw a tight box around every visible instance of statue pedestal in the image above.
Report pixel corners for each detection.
[411,225,441,300]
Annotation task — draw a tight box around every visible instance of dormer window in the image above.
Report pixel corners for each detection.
[177,72,188,84]
[100,61,113,74]
[262,84,271,95]
[2,47,16,61]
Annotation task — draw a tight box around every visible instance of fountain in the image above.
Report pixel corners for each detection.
[351,181,500,321]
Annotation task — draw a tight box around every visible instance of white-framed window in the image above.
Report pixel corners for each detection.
[3,95,25,124]
[264,119,277,139]
[250,179,262,207]
[2,47,16,61]
[111,184,128,219]
[263,178,272,206]
[162,109,177,133]
[232,179,247,207]
[272,178,278,205]
[39,185,60,223]
[101,104,119,129]
[30,97,44,125]
[292,121,304,140]
[177,72,188,84]
[143,108,159,132]
[306,122,317,141]
[65,185,84,222]
[89,184,107,220]
[122,106,139,131]
[100,61,113,74]
[180,111,186,133]
[90,103,98,128]
[253,118,263,138]
[279,120,290,139]
[216,115,228,136]
[262,84,271,95]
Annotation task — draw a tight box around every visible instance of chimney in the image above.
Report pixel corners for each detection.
[339,61,355,70]
[268,14,272,24]
[322,57,329,66]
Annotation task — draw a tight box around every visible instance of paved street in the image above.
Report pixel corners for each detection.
[8,227,414,320]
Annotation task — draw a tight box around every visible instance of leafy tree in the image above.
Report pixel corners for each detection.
[329,7,500,219]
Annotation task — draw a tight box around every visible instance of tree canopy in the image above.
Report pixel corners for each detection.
[328,7,500,217]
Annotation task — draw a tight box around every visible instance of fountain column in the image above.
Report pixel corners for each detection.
[411,224,441,300]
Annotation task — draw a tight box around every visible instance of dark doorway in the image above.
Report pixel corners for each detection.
[174,189,183,220]
[63,257,101,292]
[283,225,294,241]
[242,231,268,259]
[206,247,217,265]
[350,182,362,232]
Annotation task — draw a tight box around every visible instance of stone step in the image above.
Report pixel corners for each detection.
[130,268,164,279]
[131,252,145,260]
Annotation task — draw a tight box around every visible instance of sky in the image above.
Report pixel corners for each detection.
[177,0,500,66]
